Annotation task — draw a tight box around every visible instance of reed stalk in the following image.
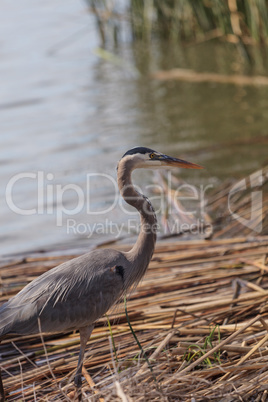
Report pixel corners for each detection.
[88,0,268,45]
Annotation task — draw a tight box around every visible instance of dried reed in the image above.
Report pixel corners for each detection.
[1,234,268,400]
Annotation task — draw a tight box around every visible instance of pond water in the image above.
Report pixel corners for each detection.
[1,0,268,257]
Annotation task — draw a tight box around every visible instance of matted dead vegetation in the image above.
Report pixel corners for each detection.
[1,235,268,401]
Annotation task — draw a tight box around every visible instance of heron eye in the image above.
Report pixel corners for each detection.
[149,153,155,159]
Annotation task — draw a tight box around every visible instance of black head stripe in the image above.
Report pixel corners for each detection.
[121,147,156,159]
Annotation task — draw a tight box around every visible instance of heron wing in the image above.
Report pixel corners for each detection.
[0,249,127,336]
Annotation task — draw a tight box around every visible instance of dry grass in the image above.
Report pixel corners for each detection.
[1,235,268,401]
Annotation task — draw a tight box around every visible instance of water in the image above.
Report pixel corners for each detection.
[1,0,268,256]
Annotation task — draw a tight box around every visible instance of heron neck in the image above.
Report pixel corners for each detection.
[117,161,157,284]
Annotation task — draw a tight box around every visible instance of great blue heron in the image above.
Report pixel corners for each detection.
[0,147,202,399]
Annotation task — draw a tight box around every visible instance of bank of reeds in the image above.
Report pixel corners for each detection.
[131,0,268,43]
[1,235,268,400]
[0,165,268,400]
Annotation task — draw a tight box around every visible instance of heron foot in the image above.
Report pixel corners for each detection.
[74,373,82,389]
[74,374,83,401]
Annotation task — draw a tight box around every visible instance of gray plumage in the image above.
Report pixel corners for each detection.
[0,249,128,335]
[0,147,202,397]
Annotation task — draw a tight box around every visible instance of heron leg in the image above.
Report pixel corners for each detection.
[74,325,94,389]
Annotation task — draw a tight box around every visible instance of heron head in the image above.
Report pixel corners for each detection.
[120,146,203,170]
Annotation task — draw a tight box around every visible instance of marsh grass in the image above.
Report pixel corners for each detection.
[132,0,268,43]
[183,325,221,367]
[106,314,119,364]
[88,0,268,45]
[124,295,157,383]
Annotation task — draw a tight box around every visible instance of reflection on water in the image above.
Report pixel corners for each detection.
[1,0,267,256]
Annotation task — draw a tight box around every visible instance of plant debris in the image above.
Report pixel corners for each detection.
[1,235,268,401]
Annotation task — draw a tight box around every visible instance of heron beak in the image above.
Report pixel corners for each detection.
[160,155,203,169]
